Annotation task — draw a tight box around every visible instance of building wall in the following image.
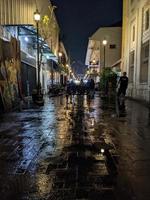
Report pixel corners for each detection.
[122,0,150,102]
[0,0,60,60]
[0,0,61,96]
[0,35,21,110]
[21,62,36,96]
[0,0,35,25]
[91,27,122,69]
[85,27,122,83]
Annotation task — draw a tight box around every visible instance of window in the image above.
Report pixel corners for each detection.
[145,9,149,30]
[129,51,134,83]
[140,41,149,83]
[109,44,116,49]
[132,25,135,42]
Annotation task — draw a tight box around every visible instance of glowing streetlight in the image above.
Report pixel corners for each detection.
[101,148,105,154]
[33,9,44,105]
[34,9,41,93]
[92,59,96,65]
[34,9,41,22]
[58,52,63,57]
[58,52,63,64]
[102,39,107,46]
[102,39,108,68]
[91,118,95,126]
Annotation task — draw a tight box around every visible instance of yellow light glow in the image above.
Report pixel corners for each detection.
[34,9,41,22]
[91,118,95,126]
[102,39,107,46]
[58,52,62,57]
[101,148,105,154]
[93,59,96,64]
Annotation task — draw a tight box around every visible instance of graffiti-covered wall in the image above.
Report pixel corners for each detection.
[0,37,21,112]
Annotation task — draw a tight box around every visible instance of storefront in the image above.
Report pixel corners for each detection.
[0,36,21,111]
[20,51,36,96]
[21,62,36,96]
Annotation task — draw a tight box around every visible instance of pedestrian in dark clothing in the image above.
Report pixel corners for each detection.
[117,72,128,97]
[85,79,89,94]
[70,80,76,95]
[90,79,95,90]
[79,79,85,95]
[87,79,95,99]
[66,81,71,103]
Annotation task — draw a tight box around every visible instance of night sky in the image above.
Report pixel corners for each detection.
[51,0,123,66]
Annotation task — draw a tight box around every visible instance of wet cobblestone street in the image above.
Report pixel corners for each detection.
[0,94,150,200]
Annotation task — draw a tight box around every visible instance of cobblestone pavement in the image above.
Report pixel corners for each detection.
[0,94,150,200]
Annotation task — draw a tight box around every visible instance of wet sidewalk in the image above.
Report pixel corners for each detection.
[0,94,150,200]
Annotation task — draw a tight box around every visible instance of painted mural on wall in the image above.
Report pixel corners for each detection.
[0,37,21,111]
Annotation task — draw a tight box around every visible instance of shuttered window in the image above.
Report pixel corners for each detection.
[129,51,134,83]
[145,9,149,31]
[140,41,149,83]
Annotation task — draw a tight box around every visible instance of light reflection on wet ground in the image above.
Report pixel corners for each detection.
[0,94,150,200]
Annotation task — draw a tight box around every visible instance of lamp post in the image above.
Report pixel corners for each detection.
[49,39,54,87]
[58,52,63,85]
[65,64,69,80]
[34,9,41,91]
[58,52,63,64]
[102,39,107,96]
[92,59,96,65]
[102,39,107,68]
[33,9,44,105]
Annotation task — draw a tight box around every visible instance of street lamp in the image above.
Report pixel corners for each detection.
[102,39,108,96]
[102,39,107,68]
[33,9,44,105]
[58,52,63,84]
[59,52,62,57]
[92,59,96,65]
[58,52,63,63]
[34,9,41,91]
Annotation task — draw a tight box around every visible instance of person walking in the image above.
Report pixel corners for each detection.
[79,79,85,95]
[66,81,71,104]
[89,79,95,99]
[117,72,128,97]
